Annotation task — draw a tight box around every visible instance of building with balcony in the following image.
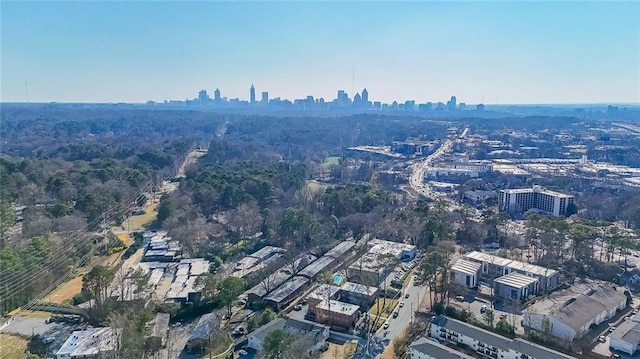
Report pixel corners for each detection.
[499,185,574,217]
[430,315,575,359]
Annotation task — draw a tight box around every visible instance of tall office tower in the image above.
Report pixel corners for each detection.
[198,89,210,103]
[362,88,369,103]
[498,186,575,217]
[250,84,256,103]
[447,96,457,110]
[214,88,221,101]
[261,92,269,104]
[337,90,345,102]
[353,92,362,106]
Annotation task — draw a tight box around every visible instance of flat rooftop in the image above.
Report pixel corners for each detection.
[316,300,360,316]
[323,240,356,259]
[248,246,286,260]
[264,276,309,304]
[56,327,118,357]
[308,284,341,302]
[339,281,378,296]
[298,256,336,279]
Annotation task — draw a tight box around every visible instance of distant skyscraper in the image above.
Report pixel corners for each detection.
[476,103,485,111]
[337,90,345,101]
[459,103,466,110]
[362,88,369,103]
[214,88,221,101]
[447,96,457,110]
[261,91,269,104]
[353,92,362,106]
[198,89,210,103]
[250,84,256,103]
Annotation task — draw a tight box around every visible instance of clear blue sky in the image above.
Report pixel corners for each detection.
[2,1,639,104]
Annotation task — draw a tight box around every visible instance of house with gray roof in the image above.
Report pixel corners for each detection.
[523,283,628,341]
[264,276,310,310]
[609,314,640,355]
[247,318,329,352]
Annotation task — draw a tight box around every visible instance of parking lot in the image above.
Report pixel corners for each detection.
[451,296,525,335]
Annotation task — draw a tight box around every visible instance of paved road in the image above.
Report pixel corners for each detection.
[375,277,427,341]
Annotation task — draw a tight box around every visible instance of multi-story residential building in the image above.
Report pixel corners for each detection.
[498,185,575,217]
[461,251,559,292]
[409,336,475,359]
[523,283,628,342]
[430,315,575,359]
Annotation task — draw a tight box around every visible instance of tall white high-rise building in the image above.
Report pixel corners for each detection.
[499,185,574,217]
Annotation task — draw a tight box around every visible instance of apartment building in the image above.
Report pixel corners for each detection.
[499,185,574,217]
[430,315,575,359]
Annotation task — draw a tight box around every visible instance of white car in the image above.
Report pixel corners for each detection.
[238,349,248,356]
[399,301,404,308]
[383,322,390,329]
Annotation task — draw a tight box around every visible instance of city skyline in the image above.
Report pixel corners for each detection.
[2,1,639,104]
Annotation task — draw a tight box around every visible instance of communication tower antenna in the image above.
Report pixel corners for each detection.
[352,64,355,97]
[25,81,29,103]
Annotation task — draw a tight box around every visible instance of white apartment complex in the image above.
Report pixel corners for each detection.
[430,315,575,359]
[499,185,574,217]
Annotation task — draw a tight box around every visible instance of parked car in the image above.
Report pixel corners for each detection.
[455,295,464,302]
[633,308,639,315]
[293,305,302,311]
[300,298,308,305]
[405,293,410,299]
[598,336,606,343]
[238,349,248,356]
[480,305,488,313]
[392,311,399,318]
[609,326,617,333]
[612,354,621,359]
[383,322,390,329]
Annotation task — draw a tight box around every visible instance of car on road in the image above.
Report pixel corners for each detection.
[612,354,621,359]
[634,308,639,315]
[392,311,399,318]
[624,316,631,321]
[294,305,302,311]
[405,293,410,299]
[238,349,248,356]
[609,326,617,333]
[455,295,464,302]
[383,322,390,329]
[598,336,606,343]
[480,305,488,313]
[399,301,404,308]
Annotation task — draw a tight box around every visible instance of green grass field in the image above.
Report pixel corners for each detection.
[321,156,340,168]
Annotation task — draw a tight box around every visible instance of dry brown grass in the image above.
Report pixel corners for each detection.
[0,333,28,359]
[15,310,52,319]
[321,342,357,359]
[48,276,84,304]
